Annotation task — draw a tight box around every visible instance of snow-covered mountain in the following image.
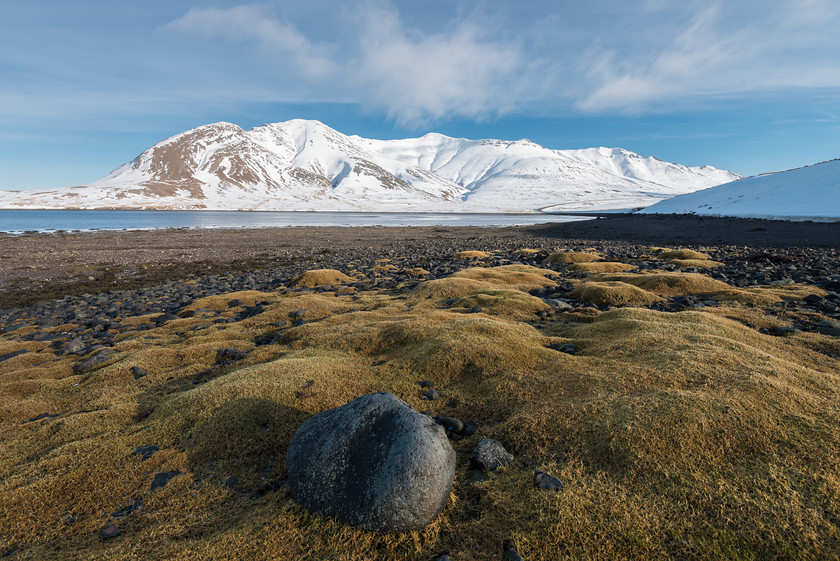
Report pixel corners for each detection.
[638,159,840,221]
[0,120,740,212]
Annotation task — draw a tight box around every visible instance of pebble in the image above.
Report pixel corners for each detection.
[420,388,440,400]
[215,348,248,364]
[132,445,159,460]
[111,499,142,517]
[74,349,116,374]
[101,524,120,540]
[470,438,513,471]
[130,365,149,379]
[548,342,576,355]
[503,543,525,561]
[534,470,564,491]
[150,471,181,491]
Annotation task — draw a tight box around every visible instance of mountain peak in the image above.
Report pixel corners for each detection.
[0,121,741,213]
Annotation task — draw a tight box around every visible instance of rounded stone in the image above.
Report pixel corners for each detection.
[286,392,455,532]
[470,438,513,471]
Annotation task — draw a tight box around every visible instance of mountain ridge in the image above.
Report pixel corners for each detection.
[638,158,840,221]
[0,119,741,212]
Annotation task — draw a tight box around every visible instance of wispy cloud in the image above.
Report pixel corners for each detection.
[164,5,337,80]
[577,1,840,112]
[350,2,529,125]
[162,2,536,126]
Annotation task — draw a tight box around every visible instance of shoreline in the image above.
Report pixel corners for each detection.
[0,214,837,309]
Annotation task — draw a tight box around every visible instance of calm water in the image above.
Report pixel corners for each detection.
[0,210,589,233]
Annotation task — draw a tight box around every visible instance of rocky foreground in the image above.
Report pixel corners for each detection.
[1,218,839,560]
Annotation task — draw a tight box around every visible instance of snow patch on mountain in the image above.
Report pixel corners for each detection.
[638,159,840,221]
[0,120,741,212]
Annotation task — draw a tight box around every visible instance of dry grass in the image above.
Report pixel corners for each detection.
[454,250,490,259]
[451,289,552,320]
[544,251,601,264]
[668,258,724,268]
[2,262,839,561]
[569,281,663,307]
[567,262,637,274]
[657,248,711,260]
[592,272,733,297]
[291,269,355,288]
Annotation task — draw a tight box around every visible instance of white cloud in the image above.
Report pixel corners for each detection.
[159,1,840,119]
[577,1,840,112]
[164,5,337,80]
[163,2,537,125]
[350,3,528,125]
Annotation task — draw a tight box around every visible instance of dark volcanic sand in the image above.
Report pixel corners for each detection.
[0,214,838,310]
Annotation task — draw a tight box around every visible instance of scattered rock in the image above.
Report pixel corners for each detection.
[62,337,86,355]
[548,342,576,355]
[251,478,286,498]
[132,445,159,460]
[0,349,28,363]
[150,471,181,491]
[111,499,142,517]
[816,320,840,337]
[774,326,800,337]
[534,470,564,491]
[154,313,180,325]
[470,438,513,471]
[227,298,244,308]
[101,524,120,540]
[544,298,574,310]
[463,469,489,486]
[130,365,149,379]
[286,392,456,532]
[224,477,239,488]
[23,412,59,424]
[419,380,434,388]
[215,348,247,364]
[420,388,440,400]
[503,542,525,561]
[74,349,116,374]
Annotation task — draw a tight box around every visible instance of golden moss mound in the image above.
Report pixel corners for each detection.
[291,268,355,288]
[594,272,732,297]
[452,289,551,320]
[2,264,839,560]
[408,266,557,306]
[569,281,662,307]
[182,290,278,313]
[451,265,558,291]
[657,248,711,260]
[454,250,490,259]
[407,277,496,304]
[668,258,724,268]
[543,251,601,264]
[567,262,637,274]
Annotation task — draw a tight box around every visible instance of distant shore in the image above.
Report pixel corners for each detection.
[0,214,837,309]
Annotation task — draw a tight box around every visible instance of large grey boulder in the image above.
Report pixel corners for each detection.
[286,392,456,532]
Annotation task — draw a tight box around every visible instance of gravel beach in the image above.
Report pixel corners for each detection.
[1,214,838,335]
[0,214,837,310]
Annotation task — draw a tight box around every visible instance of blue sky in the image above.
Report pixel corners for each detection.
[2,0,839,189]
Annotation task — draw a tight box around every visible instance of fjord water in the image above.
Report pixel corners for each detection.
[0,210,588,233]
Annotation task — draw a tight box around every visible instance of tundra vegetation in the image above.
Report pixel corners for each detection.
[1,247,839,560]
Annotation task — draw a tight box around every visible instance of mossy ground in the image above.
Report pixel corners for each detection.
[1,254,839,560]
